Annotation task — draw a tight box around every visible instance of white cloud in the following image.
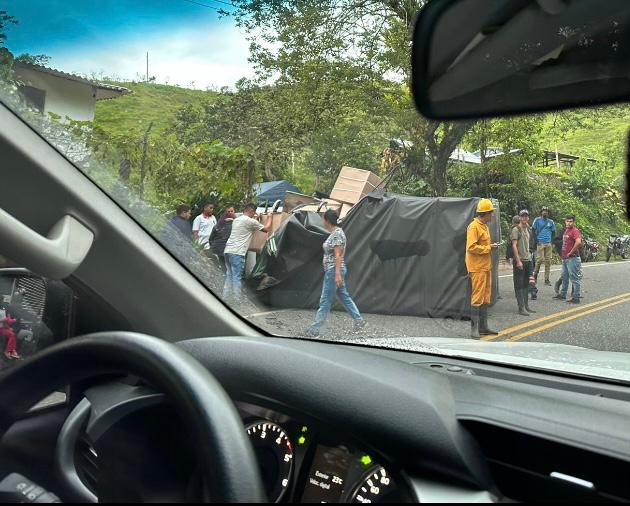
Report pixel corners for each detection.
[49,22,255,89]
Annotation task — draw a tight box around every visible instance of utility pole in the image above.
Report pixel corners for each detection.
[146,52,149,82]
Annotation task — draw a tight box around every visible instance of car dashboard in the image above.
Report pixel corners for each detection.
[47,335,630,503]
[55,382,418,503]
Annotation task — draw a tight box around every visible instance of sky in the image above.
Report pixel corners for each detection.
[2,0,254,89]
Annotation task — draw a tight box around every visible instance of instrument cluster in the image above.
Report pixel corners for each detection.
[238,402,414,503]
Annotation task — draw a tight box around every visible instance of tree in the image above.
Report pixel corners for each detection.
[171,81,293,182]
[171,67,393,191]
[14,53,51,66]
[229,0,476,195]
[0,11,17,81]
[0,10,17,47]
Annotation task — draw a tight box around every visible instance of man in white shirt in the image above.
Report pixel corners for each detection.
[223,203,272,300]
[192,202,217,253]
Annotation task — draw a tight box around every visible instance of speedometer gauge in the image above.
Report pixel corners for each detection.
[350,466,396,503]
[246,421,294,502]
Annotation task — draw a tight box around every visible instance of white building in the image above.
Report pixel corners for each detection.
[14,62,129,122]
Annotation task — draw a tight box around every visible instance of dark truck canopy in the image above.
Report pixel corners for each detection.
[249,192,500,318]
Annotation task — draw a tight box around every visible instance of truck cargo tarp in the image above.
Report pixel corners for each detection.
[248,192,501,318]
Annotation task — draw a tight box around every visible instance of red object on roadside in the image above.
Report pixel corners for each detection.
[0,314,20,359]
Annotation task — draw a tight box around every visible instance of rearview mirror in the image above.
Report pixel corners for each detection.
[412,0,630,119]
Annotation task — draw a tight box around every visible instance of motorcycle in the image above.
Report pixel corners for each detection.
[605,234,630,262]
[580,237,600,263]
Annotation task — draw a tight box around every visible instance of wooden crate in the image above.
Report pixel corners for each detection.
[330,166,382,205]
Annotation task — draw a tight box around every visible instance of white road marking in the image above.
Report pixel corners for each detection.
[498,260,630,278]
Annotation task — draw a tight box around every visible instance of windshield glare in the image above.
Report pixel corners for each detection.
[2,1,630,382]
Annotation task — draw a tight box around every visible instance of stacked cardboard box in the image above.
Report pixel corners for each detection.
[330,166,382,205]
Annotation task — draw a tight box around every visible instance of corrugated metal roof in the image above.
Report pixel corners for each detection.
[450,147,522,164]
[14,62,131,99]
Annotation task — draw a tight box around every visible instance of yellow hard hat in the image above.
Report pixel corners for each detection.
[476,198,496,213]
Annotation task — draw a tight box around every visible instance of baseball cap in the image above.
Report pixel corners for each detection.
[519,209,530,216]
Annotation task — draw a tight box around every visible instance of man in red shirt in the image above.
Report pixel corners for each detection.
[553,215,582,304]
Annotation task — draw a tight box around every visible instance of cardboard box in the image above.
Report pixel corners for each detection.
[339,203,353,219]
[330,166,382,205]
[248,212,289,252]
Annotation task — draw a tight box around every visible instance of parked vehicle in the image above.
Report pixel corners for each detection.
[580,237,600,262]
[606,234,630,261]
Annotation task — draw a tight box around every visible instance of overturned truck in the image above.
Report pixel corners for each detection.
[248,191,501,319]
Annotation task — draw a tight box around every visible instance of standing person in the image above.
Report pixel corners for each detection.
[223,204,272,300]
[160,204,192,243]
[552,225,576,298]
[553,224,565,295]
[505,215,520,264]
[466,199,500,338]
[553,215,582,304]
[511,210,536,316]
[528,217,539,301]
[192,202,217,254]
[0,314,20,360]
[305,210,365,337]
[210,206,236,270]
[532,206,556,285]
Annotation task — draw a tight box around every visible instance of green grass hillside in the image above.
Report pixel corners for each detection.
[94,81,216,137]
[97,82,630,156]
[543,106,630,155]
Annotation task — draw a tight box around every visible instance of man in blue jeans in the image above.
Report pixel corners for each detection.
[553,215,582,304]
[223,204,272,301]
[532,206,556,285]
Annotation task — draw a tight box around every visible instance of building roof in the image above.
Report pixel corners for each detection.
[540,150,597,167]
[389,139,522,165]
[450,147,522,164]
[14,62,131,100]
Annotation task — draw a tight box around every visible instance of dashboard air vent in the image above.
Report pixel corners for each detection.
[74,434,99,495]
[465,421,630,502]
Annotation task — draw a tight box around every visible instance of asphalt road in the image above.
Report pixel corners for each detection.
[247,259,630,353]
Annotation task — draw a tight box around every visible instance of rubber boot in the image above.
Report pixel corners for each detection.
[470,306,481,339]
[523,288,536,313]
[479,304,499,335]
[516,289,529,316]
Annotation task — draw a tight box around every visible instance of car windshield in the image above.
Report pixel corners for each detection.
[2,1,630,382]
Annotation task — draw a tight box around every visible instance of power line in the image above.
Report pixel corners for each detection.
[204,0,234,6]
[178,0,234,11]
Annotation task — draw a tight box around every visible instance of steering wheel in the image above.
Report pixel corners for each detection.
[0,332,266,503]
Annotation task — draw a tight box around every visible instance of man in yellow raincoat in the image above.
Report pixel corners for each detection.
[466,199,500,338]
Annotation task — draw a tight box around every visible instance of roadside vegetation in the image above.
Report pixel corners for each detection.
[2,4,629,246]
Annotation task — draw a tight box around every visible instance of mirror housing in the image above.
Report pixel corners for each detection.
[0,268,74,366]
[412,0,630,119]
